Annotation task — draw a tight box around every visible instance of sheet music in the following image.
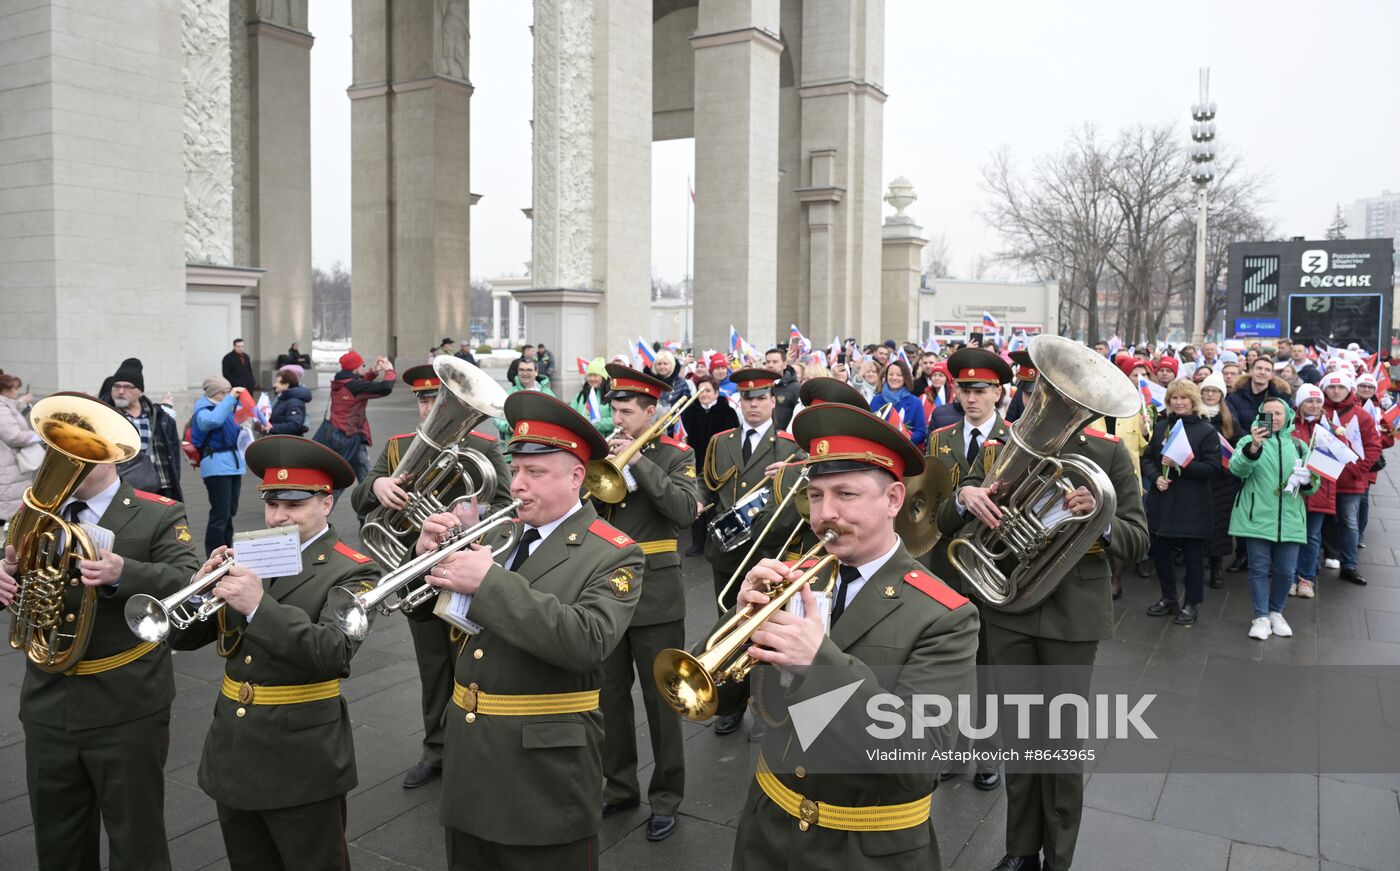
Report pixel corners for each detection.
[232,525,302,578]
[79,523,114,554]
[433,590,483,635]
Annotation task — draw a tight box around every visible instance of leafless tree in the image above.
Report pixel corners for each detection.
[312,262,352,341]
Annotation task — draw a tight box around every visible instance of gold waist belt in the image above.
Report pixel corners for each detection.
[220,675,341,705]
[71,641,159,676]
[452,682,600,717]
[755,755,932,832]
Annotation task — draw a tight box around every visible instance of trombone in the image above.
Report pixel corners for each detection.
[329,499,523,640]
[125,556,235,643]
[654,530,838,721]
[584,392,700,503]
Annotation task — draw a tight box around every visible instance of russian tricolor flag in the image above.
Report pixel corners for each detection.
[635,337,656,367]
[1161,419,1195,468]
[982,311,1001,334]
[1218,434,1233,469]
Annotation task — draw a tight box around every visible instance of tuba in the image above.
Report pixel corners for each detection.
[360,357,508,569]
[947,335,1140,613]
[7,394,140,672]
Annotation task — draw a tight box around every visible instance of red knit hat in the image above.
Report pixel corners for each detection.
[339,350,364,371]
[708,353,729,370]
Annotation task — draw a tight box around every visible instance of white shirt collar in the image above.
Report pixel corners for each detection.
[60,477,121,526]
[964,415,995,452]
[742,418,773,444]
[837,538,902,609]
[300,525,330,552]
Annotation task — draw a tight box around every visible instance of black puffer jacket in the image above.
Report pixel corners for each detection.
[268,386,312,436]
[1140,413,1223,539]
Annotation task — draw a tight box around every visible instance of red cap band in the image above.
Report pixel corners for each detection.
[260,466,334,492]
[807,434,906,479]
[410,376,442,391]
[739,376,778,391]
[510,419,590,463]
[610,375,661,399]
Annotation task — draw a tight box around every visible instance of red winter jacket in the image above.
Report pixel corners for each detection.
[1291,416,1337,515]
[1368,417,1394,485]
[329,368,397,446]
[1321,396,1381,495]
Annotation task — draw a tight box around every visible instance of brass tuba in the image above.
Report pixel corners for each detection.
[947,335,1140,613]
[7,393,140,672]
[360,357,508,569]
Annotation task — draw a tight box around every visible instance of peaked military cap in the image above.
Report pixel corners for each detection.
[504,391,609,464]
[247,435,356,501]
[402,364,442,395]
[730,368,779,397]
[1008,350,1038,382]
[946,347,1013,387]
[797,376,869,410]
[604,363,668,400]
[792,403,926,480]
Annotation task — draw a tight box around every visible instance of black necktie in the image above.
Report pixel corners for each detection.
[64,501,89,523]
[507,528,541,573]
[742,429,756,463]
[830,564,862,626]
[967,429,982,465]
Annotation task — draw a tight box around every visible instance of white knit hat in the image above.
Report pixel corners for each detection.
[1200,370,1228,396]
[1320,370,1354,392]
[1293,383,1323,407]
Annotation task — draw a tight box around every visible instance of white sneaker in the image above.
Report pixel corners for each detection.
[1268,612,1292,637]
[1288,582,1298,597]
[1297,580,1316,599]
[1324,558,1341,569]
[1249,617,1272,640]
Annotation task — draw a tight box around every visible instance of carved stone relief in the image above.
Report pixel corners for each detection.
[183,0,234,266]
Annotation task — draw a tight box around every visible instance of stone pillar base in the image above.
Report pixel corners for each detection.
[509,288,604,397]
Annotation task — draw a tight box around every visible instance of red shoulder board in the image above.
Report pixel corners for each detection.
[390,433,415,441]
[659,435,691,451]
[714,428,736,439]
[588,518,635,548]
[468,429,498,443]
[776,430,797,442]
[334,541,373,564]
[1084,428,1121,443]
[903,569,969,610]
[133,489,176,506]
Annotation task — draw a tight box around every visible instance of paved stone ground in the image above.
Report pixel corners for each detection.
[2,385,1398,870]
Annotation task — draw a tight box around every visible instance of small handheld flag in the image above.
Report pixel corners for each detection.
[1218,434,1234,469]
[576,357,590,375]
[982,311,1001,334]
[1161,419,1195,468]
[635,337,656,368]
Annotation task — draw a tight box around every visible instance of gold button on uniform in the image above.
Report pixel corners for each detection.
[795,765,806,779]
[465,712,476,724]
[472,648,484,660]
[236,707,246,717]
[243,655,253,664]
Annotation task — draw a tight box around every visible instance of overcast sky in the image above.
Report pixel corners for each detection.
[308,1,1399,283]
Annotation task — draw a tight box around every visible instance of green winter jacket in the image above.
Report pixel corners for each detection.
[1228,401,1320,544]
[495,375,557,437]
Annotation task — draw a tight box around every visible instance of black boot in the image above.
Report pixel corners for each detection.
[1146,597,1179,617]
[1208,557,1224,589]
[1339,567,1368,585]
[1226,555,1248,573]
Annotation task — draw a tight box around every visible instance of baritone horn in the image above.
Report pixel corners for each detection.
[7,394,139,672]
[655,530,838,721]
[125,555,236,643]
[329,499,524,640]
[585,392,700,503]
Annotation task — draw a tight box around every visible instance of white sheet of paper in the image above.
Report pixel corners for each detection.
[232,526,303,579]
[80,523,114,554]
[432,590,483,635]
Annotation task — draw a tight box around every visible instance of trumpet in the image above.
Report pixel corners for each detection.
[654,530,838,721]
[125,556,235,643]
[329,499,523,640]
[585,392,700,503]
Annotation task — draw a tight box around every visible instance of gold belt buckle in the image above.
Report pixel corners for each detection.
[460,685,478,714]
[798,797,819,832]
[238,681,255,705]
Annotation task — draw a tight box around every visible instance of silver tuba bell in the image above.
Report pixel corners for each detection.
[947,334,1141,613]
[360,357,508,569]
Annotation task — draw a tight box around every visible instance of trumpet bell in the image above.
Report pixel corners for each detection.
[327,586,372,641]
[582,460,627,504]
[653,647,718,721]
[123,594,172,644]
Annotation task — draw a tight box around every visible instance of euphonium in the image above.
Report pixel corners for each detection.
[946,335,1140,613]
[584,391,700,503]
[361,357,508,568]
[654,530,838,721]
[125,555,235,643]
[329,499,523,640]
[7,394,139,672]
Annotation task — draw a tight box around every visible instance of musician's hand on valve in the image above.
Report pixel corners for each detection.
[77,549,124,587]
[747,583,824,672]
[0,545,18,607]
[214,565,264,616]
[372,474,410,510]
[960,485,1003,528]
[609,433,641,465]
[737,558,793,608]
[415,512,460,556]
[425,545,493,595]
[450,496,480,527]
[196,547,230,581]
[1063,486,1097,516]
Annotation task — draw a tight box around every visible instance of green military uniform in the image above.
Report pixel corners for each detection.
[351,420,511,776]
[924,413,1009,595]
[436,392,644,870]
[592,365,701,829]
[718,403,980,871]
[19,481,199,871]
[170,436,381,871]
[937,422,1148,870]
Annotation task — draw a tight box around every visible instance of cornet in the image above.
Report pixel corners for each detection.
[125,556,234,643]
[329,499,523,640]
[654,530,838,721]
[585,392,699,503]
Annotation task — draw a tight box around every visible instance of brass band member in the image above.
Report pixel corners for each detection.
[727,403,979,870]
[350,363,511,790]
[702,368,804,736]
[171,436,382,871]
[925,347,1013,792]
[1,456,199,871]
[595,364,700,841]
[938,404,1148,871]
[413,392,644,870]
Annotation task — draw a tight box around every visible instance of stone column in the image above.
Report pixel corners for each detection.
[881,177,926,342]
[0,0,186,392]
[238,0,314,383]
[510,288,603,397]
[691,0,782,351]
[532,0,651,363]
[351,0,472,364]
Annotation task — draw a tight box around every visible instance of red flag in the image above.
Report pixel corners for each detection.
[233,389,257,424]
[576,357,590,375]
[1382,403,1400,431]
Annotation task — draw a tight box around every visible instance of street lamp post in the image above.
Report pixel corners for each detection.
[1189,68,1217,347]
